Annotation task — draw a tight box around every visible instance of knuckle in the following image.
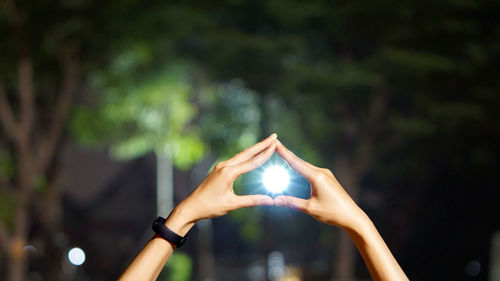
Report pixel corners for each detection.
[304,200,314,212]
[281,198,291,206]
[307,202,323,217]
[250,157,260,165]
[249,197,259,206]
[312,171,328,184]
[214,161,226,170]
[219,166,234,178]
[228,195,239,206]
[320,168,334,177]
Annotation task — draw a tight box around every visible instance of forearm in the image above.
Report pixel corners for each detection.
[118,136,276,280]
[118,236,174,281]
[346,214,408,281]
[118,207,194,281]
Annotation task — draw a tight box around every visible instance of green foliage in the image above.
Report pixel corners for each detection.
[2,1,498,279]
[0,148,14,180]
[0,148,15,228]
[34,175,48,194]
[0,189,15,229]
[198,80,262,160]
[158,252,192,281]
[265,96,322,166]
[229,207,264,241]
[71,62,205,168]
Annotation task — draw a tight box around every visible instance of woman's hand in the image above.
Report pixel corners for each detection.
[119,134,278,281]
[165,134,277,236]
[273,140,368,231]
[273,140,409,281]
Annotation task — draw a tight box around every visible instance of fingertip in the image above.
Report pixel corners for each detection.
[237,195,274,208]
[260,196,274,206]
[275,141,284,154]
[267,133,277,140]
[273,196,287,206]
[268,141,276,150]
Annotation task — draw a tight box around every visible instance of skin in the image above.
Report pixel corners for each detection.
[118,134,277,281]
[119,135,409,281]
[273,140,409,281]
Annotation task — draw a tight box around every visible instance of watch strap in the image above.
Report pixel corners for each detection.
[152,217,188,247]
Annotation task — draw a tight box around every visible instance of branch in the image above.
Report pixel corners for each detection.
[0,82,20,141]
[3,0,28,56]
[38,172,62,229]
[3,0,34,136]
[37,51,79,173]
[18,57,35,135]
[2,0,36,250]
[0,221,11,251]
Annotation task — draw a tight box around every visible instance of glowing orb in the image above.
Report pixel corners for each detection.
[68,247,86,266]
[263,166,290,193]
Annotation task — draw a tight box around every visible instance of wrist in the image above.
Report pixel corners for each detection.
[343,209,373,235]
[164,204,196,237]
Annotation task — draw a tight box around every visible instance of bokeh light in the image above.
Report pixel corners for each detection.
[68,247,86,266]
[263,166,290,193]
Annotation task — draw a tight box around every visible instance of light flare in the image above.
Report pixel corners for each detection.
[263,166,290,193]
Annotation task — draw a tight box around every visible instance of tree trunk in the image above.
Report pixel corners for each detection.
[157,153,174,217]
[332,155,361,281]
[8,181,31,281]
[197,219,216,281]
[335,231,356,281]
[331,91,386,281]
[8,231,27,281]
[7,128,34,281]
[41,174,64,281]
[190,156,217,281]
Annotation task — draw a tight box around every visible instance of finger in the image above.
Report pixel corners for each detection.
[232,141,276,176]
[275,140,316,180]
[225,133,277,166]
[273,195,309,212]
[234,194,274,209]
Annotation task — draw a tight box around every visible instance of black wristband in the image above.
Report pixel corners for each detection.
[152,217,188,248]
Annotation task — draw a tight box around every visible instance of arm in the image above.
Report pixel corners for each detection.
[118,134,277,281]
[273,140,408,281]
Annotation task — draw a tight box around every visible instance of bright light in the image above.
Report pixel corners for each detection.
[263,166,289,193]
[68,247,86,266]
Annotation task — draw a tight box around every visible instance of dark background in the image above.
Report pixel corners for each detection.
[0,0,499,280]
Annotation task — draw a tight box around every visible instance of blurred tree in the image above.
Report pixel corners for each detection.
[0,0,82,280]
[1,0,499,281]
[72,61,205,217]
[158,252,192,281]
[0,1,266,280]
[145,1,500,280]
[72,59,265,280]
[0,1,208,280]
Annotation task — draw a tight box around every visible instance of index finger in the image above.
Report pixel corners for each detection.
[232,141,276,177]
[275,140,317,181]
[225,133,277,166]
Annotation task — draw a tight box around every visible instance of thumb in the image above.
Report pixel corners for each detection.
[273,195,309,212]
[235,194,274,209]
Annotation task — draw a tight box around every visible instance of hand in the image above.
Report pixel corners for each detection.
[273,140,368,231]
[165,134,277,235]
